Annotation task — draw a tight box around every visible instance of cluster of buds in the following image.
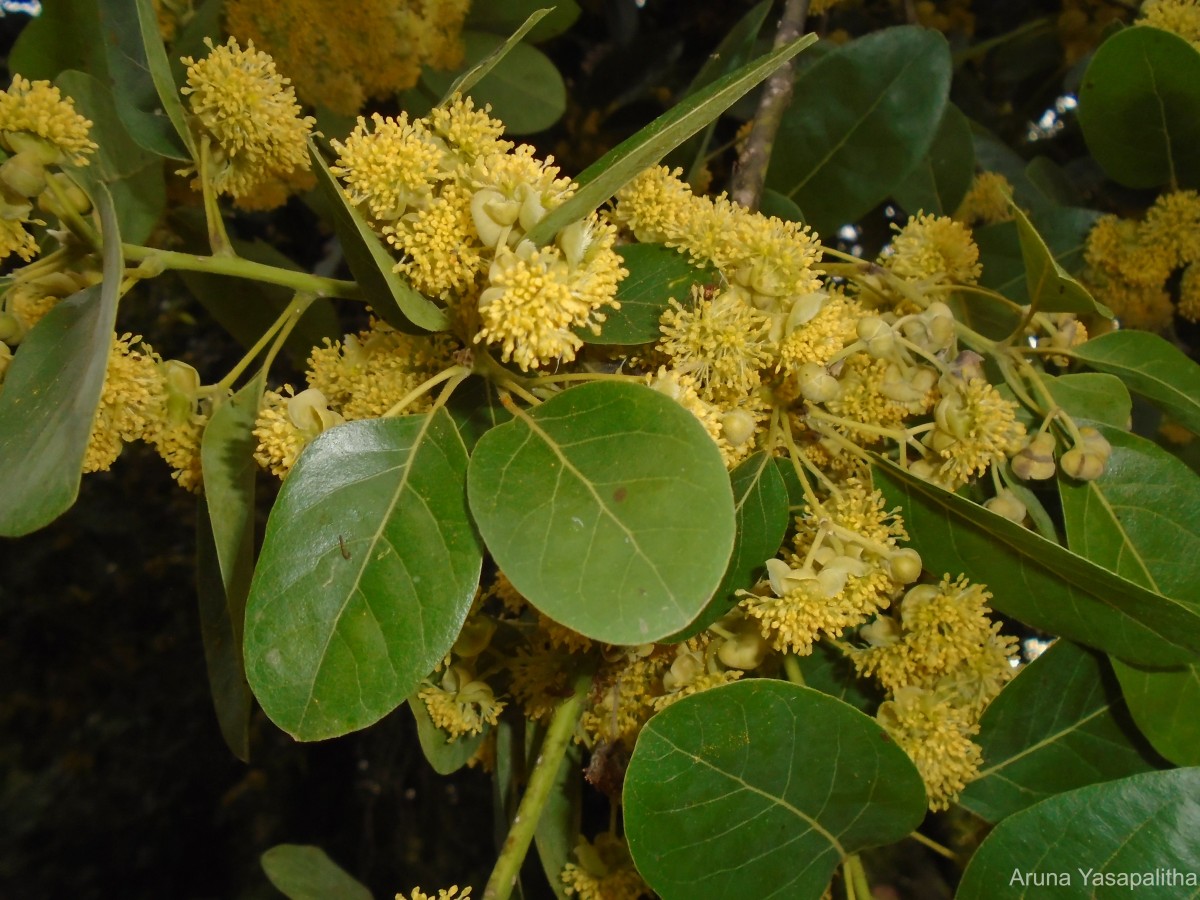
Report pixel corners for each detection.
[1013,423,1112,482]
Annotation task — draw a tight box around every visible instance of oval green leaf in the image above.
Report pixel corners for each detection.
[960,641,1165,823]
[589,244,712,346]
[467,381,735,645]
[1111,660,1200,767]
[0,184,121,538]
[892,102,975,216]
[1068,331,1200,437]
[624,680,926,900]
[1078,25,1200,189]
[1045,373,1132,430]
[872,460,1200,665]
[426,29,565,135]
[1012,200,1111,317]
[244,410,482,741]
[260,844,372,900]
[766,26,952,236]
[957,769,1200,899]
[410,693,489,775]
[308,140,448,333]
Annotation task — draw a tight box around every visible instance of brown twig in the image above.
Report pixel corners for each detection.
[729,0,810,212]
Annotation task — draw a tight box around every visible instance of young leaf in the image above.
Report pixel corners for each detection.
[307,140,450,333]
[624,680,926,900]
[1068,331,1200,436]
[244,411,483,741]
[467,382,736,645]
[1078,25,1200,189]
[872,460,1200,666]
[669,451,790,640]
[957,770,1200,898]
[1110,660,1200,767]
[260,845,372,900]
[0,184,121,538]
[467,0,580,43]
[525,33,818,246]
[975,207,1099,313]
[410,693,489,775]
[765,26,952,236]
[1012,200,1111,317]
[588,244,712,346]
[891,102,975,216]
[959,641,1165,823]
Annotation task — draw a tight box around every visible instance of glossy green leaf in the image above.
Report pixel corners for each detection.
[957,769,1200,899]
[1078,25,1200,189]
[97,0,191,160]
[589,244,711,346]
[1045,373,1132,430]
[624,680,926,900]
[410,694,488,775]
[429,29,564,134]
[244,411,482,741]
[766,26,951,236]
[960,641,1165,823]
[9,0,102,80]
[525,34,817,246]
[1110,660,1200,766]
[892,102,975,216]
[467,382,736,645]
[308,140,448,333]
[872,460,1200,665]
[1068,331,1200,436]
[57,71,166,245]
[196,375,266,762]
[467,0,580,42]
[260,844,372,900]
[445,377,512,452]
[671,451,790,640]
[0,185,121,538]
[1012,201,1111,317]
[794,643,883,715]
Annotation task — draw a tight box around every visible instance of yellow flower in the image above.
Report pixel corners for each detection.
[331,113,447,224]
[924,376,1026,488]
[1139,189,1200,268]
[885,213,981,285]
[429,94,511,161]
[561,834,652,900]
[1140,0,1200,47]
[85,335,168,474]
[252,386,344,478]
[180,37,315,203]
[1181,262,1200,322]
[954,172,1015,226]
[0,75,97,165]
[418,664,505,739]
[397,886,472,900]
[389,183,485,298]
[0,215,39,264]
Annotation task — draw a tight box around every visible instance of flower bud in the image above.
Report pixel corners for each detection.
[984,489,1027,523]
[859,614,901,647]
[518,184,548,233]
[716,628,770,670]
[1,150,47,198]
[1077,426,1112,462]
[470,188,517,248]
[0,312,24,344]
[1060,446,1106,481]
[662,647,705,692]
[37,172,91,218]
[1012,432,1057,480]
[797,362,841,403]
[888,548,923,584]
[287,388,343,437]
[721,408,757,447]
[857,315,895,358]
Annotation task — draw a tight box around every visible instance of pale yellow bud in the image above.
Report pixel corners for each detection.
[984,489,1027,522]
[888,548,923,584]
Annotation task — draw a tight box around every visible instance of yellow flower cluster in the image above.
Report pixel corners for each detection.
[885,213,982,285]
[397,886,471,900]
[180,37,315,207]
[419,662,507,739]
[333,98,625,370]
[227,0,469,115]
[920,375,1027,490]
[561,834,652,900]
[1082,190,1200,329]
[954,172,1015,227]
[1140,0,1200,47]
[0,75,97,166]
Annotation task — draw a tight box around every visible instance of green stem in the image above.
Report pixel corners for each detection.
[47,175,101,251]
[213,293,313,392]
[844,854,872,898]
[121,244,363,299]
[783,654,806,686]
[383,365,472,417]
[908,829,957,860]
[482,667,594,900]
[198,135,233,256]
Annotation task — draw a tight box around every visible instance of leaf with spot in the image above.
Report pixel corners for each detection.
[958,769,1200,899]
[624,680,925,900]
[467,382,735,645]
[960,640,1166,823]
[244,410,482,741]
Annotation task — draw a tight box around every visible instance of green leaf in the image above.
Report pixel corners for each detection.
[467,382,736,645]
[1068,331,1200,436]
[9,0,103,80]
[960,641,1165,823]
[765,26,952,236]
[244,411,483,741]
[589,244,711,346]
[872,460,1200,665]
[171,0,225,86]
[196,375,267,762]
[1012,201,1111,317]
[669,451,790,640]
[260,844,372,900]
[1110,660,1200,766]
[96,0,192,160]
[428,28,564,135]
[1078,25,1200,189]
[129,0,197,158]
[891,102,975,216]
[525,33,818,246]
[308,140,449,333]
[445,377,512,452]
[0,184,121,538]
[794,643,884,715]
[757,189,806,223]
[1044,373,1132,430]
[410,693,489,775]
[957,769,1200,899]
[467,0,580,43]
[624,680,926,900]
[57,70,166,245]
